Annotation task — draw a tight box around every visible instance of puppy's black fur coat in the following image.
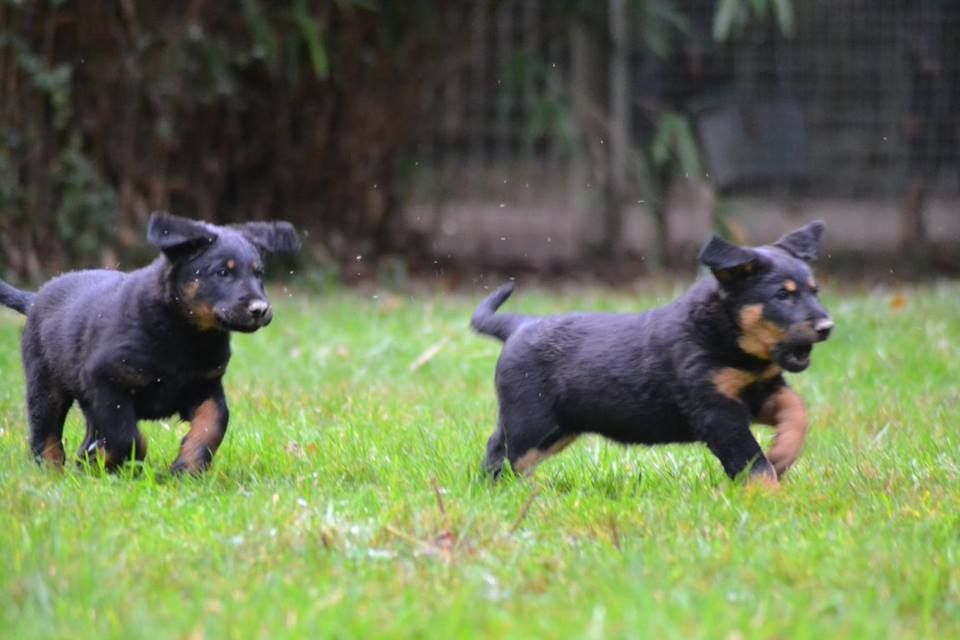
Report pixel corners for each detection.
[472,222,833,483]
[0,213,299,473]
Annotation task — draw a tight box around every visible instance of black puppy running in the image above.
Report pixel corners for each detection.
[472,222,833,484]
[0,212,299,473]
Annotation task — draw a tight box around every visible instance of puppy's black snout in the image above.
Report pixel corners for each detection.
[814,317,834,342]
[248,299,271,321]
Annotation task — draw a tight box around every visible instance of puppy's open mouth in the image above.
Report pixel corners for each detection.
[215,312,271,333]
[777,342,813,372]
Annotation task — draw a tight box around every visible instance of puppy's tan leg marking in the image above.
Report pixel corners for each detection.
[172,399,225,473]
[40,436,66,466]
[758,387,808,477]
[513,435,578,475]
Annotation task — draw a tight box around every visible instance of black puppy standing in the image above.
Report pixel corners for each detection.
[472,222,833,484]
[0,212,299,473]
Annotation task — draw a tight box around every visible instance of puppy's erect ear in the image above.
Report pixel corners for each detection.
[699,235,761,284]
[774,220,824,262]
[147,212,217,261]
[238,221,301,255]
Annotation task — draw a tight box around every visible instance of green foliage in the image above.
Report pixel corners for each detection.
[241,0,282,73]
[651,112,702,176]
[506,53,578,150]
[0,130,24,214]
[0,26,117,269]
[506,0,794,262]
[714,0,794,42]
[0,283,957,637]
[0,1,461,276]
[241,0,336,81]
[629,0,691,59]
[292,0,330,79]
[54,137,119,264]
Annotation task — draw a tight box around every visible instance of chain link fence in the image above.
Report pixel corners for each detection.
[409,0,960,266]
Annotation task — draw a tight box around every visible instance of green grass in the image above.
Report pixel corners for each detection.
[1,281,958,639]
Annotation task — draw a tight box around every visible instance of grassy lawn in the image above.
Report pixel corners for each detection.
[0,279,958,639]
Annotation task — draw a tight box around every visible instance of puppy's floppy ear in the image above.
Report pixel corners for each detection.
[774,220,824,262]
[147,212,217,261]
[238,221,301,255]
[699,235,761,284]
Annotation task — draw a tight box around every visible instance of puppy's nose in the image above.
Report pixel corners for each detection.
[248,300,270,320]
[814,317,834,341]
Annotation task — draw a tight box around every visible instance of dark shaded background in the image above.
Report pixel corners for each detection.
[1,1,957,281]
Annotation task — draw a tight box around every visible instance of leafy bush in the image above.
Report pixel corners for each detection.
[0,1,462,279]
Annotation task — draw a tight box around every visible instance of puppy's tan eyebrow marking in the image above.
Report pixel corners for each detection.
[183,279,200,300]
[808,277,817,289]
[784,279,797,292]
[226,259,236,270]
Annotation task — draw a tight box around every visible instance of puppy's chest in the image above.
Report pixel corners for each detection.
[133,359,227,387]
[711,364,781,400]
[117,350,229,417]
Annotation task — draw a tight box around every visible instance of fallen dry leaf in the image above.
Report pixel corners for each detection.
[409,338,449,371]
[378,294,404,314]
[890,292,908,312]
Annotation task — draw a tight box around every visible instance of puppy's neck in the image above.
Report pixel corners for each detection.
[686,278,769,370]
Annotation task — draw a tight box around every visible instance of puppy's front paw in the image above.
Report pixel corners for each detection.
[746,459,780,490]
[746,474,781,491]
[169,457,208,475]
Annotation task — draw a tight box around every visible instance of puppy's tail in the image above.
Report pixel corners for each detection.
[0,279,33,315]
[471,282,527,342]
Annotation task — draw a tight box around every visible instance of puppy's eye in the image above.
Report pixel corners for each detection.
[775,289,794,301]
[216,268,231,278]
[254,268,265,279]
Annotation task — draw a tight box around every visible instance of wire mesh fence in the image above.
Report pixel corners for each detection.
[409,0,960,265]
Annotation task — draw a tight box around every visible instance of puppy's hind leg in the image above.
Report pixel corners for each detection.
[77,403,101,459]
[76,402,147,464]
[25,362,72,467]
[493,399,576,477]
[483,424,507,477]
[81,386,145,471]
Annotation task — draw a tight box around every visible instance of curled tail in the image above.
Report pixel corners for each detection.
[0,279,33,315]
[471,282,527,342]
